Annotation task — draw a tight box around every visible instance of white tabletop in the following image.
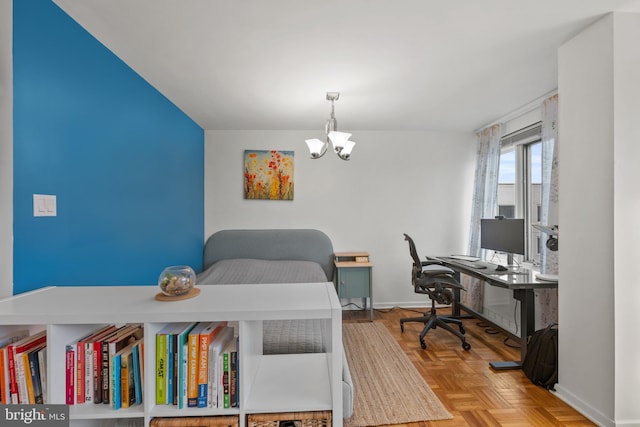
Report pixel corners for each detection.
[0,282,340,325]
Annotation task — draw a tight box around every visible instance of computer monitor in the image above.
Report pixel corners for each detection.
[480,218,525,265]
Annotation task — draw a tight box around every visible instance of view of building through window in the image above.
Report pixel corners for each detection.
[498,141,542,262]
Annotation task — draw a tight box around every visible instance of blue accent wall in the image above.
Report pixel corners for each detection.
[13,0,204,294]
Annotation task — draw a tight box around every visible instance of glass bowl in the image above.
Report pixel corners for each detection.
[158,265,196,297]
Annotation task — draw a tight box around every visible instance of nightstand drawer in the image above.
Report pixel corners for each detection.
[337,267,371,298]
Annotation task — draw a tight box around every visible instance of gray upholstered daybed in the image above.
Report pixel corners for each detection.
[197,229,354,419]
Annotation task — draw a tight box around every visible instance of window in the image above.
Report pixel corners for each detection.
[497,123,542,263]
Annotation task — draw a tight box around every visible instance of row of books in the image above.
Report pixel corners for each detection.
[0,329,47,404]
[155,321,238,409]
[65,323,144,409]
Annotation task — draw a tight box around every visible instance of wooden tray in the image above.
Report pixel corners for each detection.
[154,287,200,301]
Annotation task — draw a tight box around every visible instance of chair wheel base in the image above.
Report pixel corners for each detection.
[420,340,427,349]
[462,341,471,351]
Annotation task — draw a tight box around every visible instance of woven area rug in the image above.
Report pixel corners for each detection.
[343,322,453,426]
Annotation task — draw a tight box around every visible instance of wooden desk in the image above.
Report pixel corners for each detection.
[431,256,558,370]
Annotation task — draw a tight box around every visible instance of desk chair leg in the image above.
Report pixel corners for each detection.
[418,316,438,349]
[400,307,471,351]
[400,313,433,329]
[438,316,466,334]
[434,318,471,351]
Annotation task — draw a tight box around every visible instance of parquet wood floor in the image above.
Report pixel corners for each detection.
[343,307,595,427]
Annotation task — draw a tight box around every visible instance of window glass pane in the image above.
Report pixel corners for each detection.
[498,150,515,184]
[530,142,542,184]
[498,149,516,219]
[498,205,515,218]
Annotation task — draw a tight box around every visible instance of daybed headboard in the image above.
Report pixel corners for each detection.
[202,229,335,280]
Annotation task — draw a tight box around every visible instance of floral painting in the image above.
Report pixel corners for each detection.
[244,150,294,200]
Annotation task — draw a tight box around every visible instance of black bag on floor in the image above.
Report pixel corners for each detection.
[522,323,558,390]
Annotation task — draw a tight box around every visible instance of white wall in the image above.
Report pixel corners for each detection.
[0,0,13,298]
[557,12,640,426]
[612,13,640,426]
[205,130,476,307]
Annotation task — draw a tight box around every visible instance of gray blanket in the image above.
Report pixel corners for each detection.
[197,258,328,285]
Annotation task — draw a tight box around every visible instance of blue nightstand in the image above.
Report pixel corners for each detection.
[334,252,373,321]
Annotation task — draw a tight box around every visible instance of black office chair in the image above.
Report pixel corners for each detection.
[400,233,471,351]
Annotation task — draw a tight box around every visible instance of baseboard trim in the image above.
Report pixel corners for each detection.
[554,384,614,427]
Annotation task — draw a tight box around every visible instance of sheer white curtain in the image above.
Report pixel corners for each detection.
[540,94,559,274]
[536,94,559,327]
[461,124,502,311]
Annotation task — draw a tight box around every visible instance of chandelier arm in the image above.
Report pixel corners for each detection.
[315,142,329,159]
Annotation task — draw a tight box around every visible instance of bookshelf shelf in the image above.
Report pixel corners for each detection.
[0,283,343,427]
[245,353,332,413]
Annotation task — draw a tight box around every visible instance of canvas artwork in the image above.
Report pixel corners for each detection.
[243,150,294,200]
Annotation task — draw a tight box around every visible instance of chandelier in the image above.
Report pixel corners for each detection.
[305,92,356,161]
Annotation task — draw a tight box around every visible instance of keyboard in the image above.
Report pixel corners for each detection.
[445,258,489,269]
[448,254,481,262]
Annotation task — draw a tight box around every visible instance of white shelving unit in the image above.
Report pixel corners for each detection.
[0,283,343,427]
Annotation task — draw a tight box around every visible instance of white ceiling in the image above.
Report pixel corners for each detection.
[53,0,640,132]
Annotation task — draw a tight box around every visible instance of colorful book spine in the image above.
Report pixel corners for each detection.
[88,325,116,404]
[21,352,34,404]
[84,340,93,403]
[0,347,6,404]
[76,337,85,404]
[14,332,47,404]
[222,351,230,409]
[206,326,234,408]
[7,344,17,404]
[126,350,136,407]
[37,348,47,404]
[181,341,188,408]
[166,330,175,405]
[92,339,104,403]
[111,353,121,410]
[65,345,75,405]
[102,324,142,405]
[132,342,142,405]
[197,321,226,408]
[221,339,237,409]
[207,344,217,408]
[155,332,167,404]
[28,347,44,404]
[230,349,238,408]
[100,339,110,404]
[106,324,144,406]
[186,322,207,407]
[0,329,29,405]
[175,323,196,409]
[121,350,135,408]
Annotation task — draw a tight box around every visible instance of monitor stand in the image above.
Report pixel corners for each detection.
[507,253,514,268]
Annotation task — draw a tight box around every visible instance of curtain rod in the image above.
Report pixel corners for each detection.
[475,88,557,133]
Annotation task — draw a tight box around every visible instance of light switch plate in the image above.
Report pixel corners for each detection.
[33,194,57,217]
